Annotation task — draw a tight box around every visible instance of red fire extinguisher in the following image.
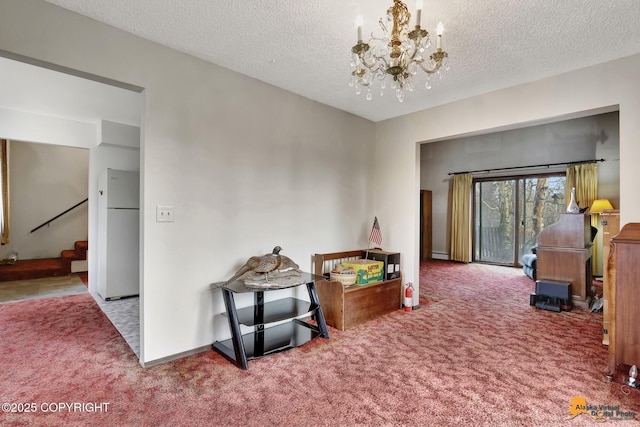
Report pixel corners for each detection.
[404,283,414,312]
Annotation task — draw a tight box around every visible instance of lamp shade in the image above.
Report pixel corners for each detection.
[589,199,614,214]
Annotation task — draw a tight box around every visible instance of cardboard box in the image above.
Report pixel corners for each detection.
[342,259,384,285]
[363,250,401,280]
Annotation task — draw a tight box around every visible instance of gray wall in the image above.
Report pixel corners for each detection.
[420,112,619,259]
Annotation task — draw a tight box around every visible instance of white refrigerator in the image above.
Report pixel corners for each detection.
[97,169,140,300]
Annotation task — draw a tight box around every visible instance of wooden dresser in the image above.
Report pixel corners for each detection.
[601,209,620,345]
[607,223,640,375]
[536,213,593,307]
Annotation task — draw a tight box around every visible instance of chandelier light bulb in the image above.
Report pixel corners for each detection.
[415,0,423,26]
[436,21,444,49]
[356,15,364,41]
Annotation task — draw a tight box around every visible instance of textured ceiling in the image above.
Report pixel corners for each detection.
[43,0,640,122]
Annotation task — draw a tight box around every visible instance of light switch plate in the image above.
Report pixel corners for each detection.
[156,206,174,222]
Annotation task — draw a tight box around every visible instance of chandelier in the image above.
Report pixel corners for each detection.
[349,0,449,102]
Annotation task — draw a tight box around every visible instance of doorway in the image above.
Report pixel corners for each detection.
[0,55,142,358]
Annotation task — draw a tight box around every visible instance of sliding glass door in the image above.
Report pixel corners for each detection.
[474,180,516,264]
[474,174,565,265]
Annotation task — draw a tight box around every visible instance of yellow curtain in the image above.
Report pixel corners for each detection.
[566,163,598,274]
[450,173,472,262]
[0,139,9,245]
[566,163,597,211]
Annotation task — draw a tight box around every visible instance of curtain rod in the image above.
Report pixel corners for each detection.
[448,158,605,176]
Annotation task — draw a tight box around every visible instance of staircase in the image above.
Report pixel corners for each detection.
[0,240,88,282]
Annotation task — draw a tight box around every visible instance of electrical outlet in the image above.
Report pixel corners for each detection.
[156,206,174,222]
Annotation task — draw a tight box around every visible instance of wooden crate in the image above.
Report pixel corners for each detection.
[314,250,402,331]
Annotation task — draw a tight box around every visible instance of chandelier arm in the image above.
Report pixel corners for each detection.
[417,60,442,75]
[358,53,384,72]
[407,45,420,62]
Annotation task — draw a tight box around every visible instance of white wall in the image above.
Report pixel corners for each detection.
[420,112,620,260]
[2,141,88,260]
[0,0,376,364]
[376,55,640,306]
[0,107,95,148]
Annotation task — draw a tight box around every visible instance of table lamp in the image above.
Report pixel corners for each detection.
[590,199,614,215]
[590,199,614,224]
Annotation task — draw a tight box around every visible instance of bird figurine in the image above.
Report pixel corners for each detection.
[215,246,300,288]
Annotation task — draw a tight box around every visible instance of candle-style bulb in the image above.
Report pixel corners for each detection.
[437,21,444,36]
[415,1,423,27]
[356,15,364,42]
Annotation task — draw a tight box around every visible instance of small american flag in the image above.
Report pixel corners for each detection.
[369,216,382,247]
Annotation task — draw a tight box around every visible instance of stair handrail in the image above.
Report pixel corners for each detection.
[30,198,89,233]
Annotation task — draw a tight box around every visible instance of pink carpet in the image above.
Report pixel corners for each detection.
[1,260,638,426]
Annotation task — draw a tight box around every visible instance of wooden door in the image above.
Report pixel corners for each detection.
[420,190,432,261]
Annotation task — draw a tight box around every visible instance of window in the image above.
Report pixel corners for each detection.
[473,174,566,265]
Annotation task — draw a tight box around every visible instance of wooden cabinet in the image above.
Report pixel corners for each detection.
[601,209,620,345]
[536,213,593,307]
[607,223,640,375]
[314,250,402,331]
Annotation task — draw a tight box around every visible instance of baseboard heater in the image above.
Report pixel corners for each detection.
[530,280,572,312]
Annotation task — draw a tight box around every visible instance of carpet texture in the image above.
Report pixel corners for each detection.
[1,261,638,426]
[0,275,87,303]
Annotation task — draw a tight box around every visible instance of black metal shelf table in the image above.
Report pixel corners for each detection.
[212,272,329,370]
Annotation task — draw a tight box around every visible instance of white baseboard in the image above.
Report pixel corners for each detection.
[431,252,450,260]
[140,345,210,368]
[71,259,88,273]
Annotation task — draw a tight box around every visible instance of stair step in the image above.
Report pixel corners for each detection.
[60,250,76,271]
[0,258,66,282]
[1,240,89,282]
[74,240,88,259]
[61,250,78,260]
